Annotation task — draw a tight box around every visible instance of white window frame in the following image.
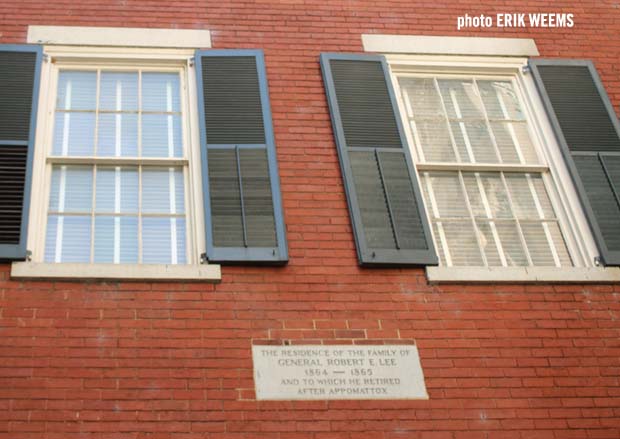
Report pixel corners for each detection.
[386,54,620,282]
[12,46,220,281]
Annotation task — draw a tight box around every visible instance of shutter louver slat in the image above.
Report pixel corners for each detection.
[530,60,620,266]
[536,66,620,153]
[196,50,287,264]
[330,60,402,149]
[0,144,26,244]
[239,148,277,247]
[573,155,620,253]
[0,51,37,141]
[320,53,438,266]
[208,148,244,248]
[350,150,395,249]
[379,151,428,250]
[202,57,265,145]
[602,156,620,198]
[0,45,42,260]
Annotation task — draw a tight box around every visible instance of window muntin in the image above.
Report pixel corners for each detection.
[44,69,188,264]
[398,74,572,268]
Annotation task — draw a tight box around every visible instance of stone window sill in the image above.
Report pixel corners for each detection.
[11,262,221,283]
[426,266,620,284]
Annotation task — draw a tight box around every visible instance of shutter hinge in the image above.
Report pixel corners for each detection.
[200,252,208,264]
[25,250,32,261]
[521,65,530,75]
[42,53,50,63]
[189,57,195,67]
[594,256,602,266]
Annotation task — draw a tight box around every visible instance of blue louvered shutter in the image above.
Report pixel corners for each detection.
[530,60,620,266]
[0,45,42,260]
[195,50,287,264]
[320,53,437,266]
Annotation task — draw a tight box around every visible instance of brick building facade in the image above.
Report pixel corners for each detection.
[0,1,619,438]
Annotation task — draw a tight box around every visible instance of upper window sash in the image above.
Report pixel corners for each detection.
[394,72,546,168]
[47,67,188,160]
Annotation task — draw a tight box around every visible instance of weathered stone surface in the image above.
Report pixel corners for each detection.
[252,345,428,400]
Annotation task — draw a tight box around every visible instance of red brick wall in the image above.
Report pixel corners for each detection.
[1,1,620,438]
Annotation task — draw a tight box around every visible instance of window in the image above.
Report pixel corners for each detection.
[321,45,620,279]
[396,75,572,268]
[44,68,189,264]
[4,37,287,282]
[5,42,287,280]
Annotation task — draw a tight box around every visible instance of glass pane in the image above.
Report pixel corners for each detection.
[506,174,542,219]
[94,216,139,263]
[431,222,447,265]
[412,120,456,162]
[45,215,91,263]
[523,221,573,267]
[546,221,572,267]
[520,221,558,267]
[450,121,497,163]
[462,173,486,218]
[142,167,185,214]
[478,80,524,120]
[56,71,97,110]
[437,79,484,119]
[142,217,186,264]
[517,221,573,267]
[463,173,512,219]
[99,72,139,111]
[496,221,528,266]
[141,114,183,157]
[49,166,93,213]
[530,175,555,218]
[95,167,139,213]
[441,220,484,266]
[399,77,444,118]
[475,220,503,266]
[490,121,538,164]
[422,172,468,218]
[142,73,181,112]
[52,112,96,156]
[97,113,138,157]
[505,173,554,220]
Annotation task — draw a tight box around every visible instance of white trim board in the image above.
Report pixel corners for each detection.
[28,26,211,48]
[362,34,539,57]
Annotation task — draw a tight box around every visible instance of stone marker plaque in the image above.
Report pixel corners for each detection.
[252,344,428,400]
